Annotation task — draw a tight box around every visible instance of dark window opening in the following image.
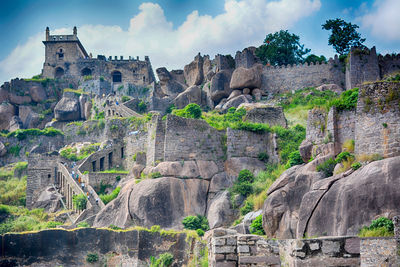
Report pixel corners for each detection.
[108,152,113,168]
[112,71,122,83]
[121,147,124,159]
[81,68,92,76]
[48,174,51,179]
[58,49,64,59]
[92,161,96,172]
[55,67,64,78]
[143,76,145,83]
[100,157,105,171]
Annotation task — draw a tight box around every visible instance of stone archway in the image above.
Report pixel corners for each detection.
[112,71,122,83]
[81,67,92,77]
[55,67,64,79]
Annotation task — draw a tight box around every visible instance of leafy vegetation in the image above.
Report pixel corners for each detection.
[97,168,129,174]
[63,88,88,96]
[322,18,366,55]
[304,54,327,64]
[250,215,265,235]
[86,253,99,263]
[172,103,202,119]
[77,221,90,228]
[273,125,306,165]
[182,215,210,232]
[316,158,336,177]
[329,87,358,111]
[60,143,100,161]
[232,169,255,197]
[73,194,87,211]
[150,252,174,267]
[2,127,64,141]
[286,150,304,168]
[359,217,394,237]
[255,30,310,65]
[99,187,121,205]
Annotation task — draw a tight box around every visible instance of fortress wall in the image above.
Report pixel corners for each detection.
[355,82,400,158]
[335,109,356,149]
[26,154,59,209]
[0,228,201,267]
[379,53,400,77]
[226,128,279,163]
[124,129,147,171]
[163,115,225,164]
[261,60,345,94]
[146,114,165,166]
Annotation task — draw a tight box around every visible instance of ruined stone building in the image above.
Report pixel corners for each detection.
[41,26,155,92]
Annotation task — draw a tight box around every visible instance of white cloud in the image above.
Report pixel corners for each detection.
[360,0,400,41]
[0,0,321,84]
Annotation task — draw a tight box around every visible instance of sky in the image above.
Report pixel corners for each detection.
[0,0,399,84]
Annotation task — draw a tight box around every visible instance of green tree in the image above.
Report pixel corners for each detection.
[322,18,366,55]
[304,54,327,64]
[255,30,310,66]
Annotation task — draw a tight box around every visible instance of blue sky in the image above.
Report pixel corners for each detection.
[0,0,399,83]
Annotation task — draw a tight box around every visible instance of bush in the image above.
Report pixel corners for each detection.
[99,187,121,205]
[316,158,336,177]
[121,96,130,102]
[329,87,359,112]
[182,215,210,231]
[257,152,269,162]
[232,182,253,197]
[86,253,99,263]
[150,252,174,267]
[287,150,304,167]
[196,229,205,237]
[272,124,306,165]
[172,103,202,119]
[359,217,394,237]
[240,200,254,216]
[109,224,122,230]
[250,215,265,235]
[351,162,362,170]
[238,169,254,183]
[137,101,147,113]
[335,151,353,163]
[72,194,87,210]
[46,221,62,228]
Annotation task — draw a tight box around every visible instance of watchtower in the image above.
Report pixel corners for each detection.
[42,26,89,79]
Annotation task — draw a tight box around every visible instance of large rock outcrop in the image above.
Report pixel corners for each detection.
[184,53,204,86]
[29,85,47,103]
[230,64,262,90]
[262,156,400,239]
[94,177,209,229]
[174,85,202,109]
[156,67,186,97]
[0,102,15,130]
[54,92,81,121]
[209,69,233,102]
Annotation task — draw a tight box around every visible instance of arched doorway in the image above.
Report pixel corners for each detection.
[55,67,64,79]
[112,71,122,83]
[81,67,92,76]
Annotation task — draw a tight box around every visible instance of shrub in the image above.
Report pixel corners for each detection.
[196,228,205,237]
[351,162,362,170]
[165,104,176,114]
[46,221,62,228]
[335,151,354,163]
[329,87,359,111]
[250,215,265,235]
[240,200,254,216]
[172,103,202,119]
[77,221,90,228]
[232,182,253,197]
[342,139,355,153]
[272,124,306,165]
[150,252,174,267]
[150,225,161,232]
[121,96,130,102]
[137,101,147,113]
[86,253,99,263]
[182,215,210,231]
[149,172,162,179]
[72,194,87,211]
[359,217,394,237]
[287,150,304,167]
[316,158,336,177]
[257,152,269,162]
[238,169,255,183]
[99,187,121,205]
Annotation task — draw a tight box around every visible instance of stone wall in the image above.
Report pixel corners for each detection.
[163,115,225,165]
[146,113,166,166]
[78,144,124,173]
[123,128,147,171]
[26,154,59,209]
[226,128,279,163]
[360,237,400,266]
[0,228,204,267]
[85,172,128,191]
[355,82,400,158]
[261,59,345,94]
[379,53,400,78]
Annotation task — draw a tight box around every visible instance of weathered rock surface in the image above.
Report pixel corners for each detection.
[18,105,41,129]
[174,85,202,109]
[262,163,323,239]
[0,102,15,130]
[300,156,400,237]
[210,69,233,102]
[94,177,209,229]
[0,142,7,157]
[230,64,262,90]
[8,116,23,132]
[299,139,313,162]
[54,92,81,121]
[220,95,252,112]
[9,93,31,105]
[209,172,235,193]
[207,190,235,229]
[184,53,204,86]
[156,67,186,96]
[32,186,62,213]
[316,83,343,94]
[29,85,47,102]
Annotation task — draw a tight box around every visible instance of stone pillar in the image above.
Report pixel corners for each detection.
[393,216,400,238]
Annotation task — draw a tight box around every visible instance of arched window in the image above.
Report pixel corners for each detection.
[112,71,122,83]
[57,48,64,59]
[55,67,64,78]
[81,68,92,76]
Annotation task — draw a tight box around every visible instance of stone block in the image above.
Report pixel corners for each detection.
[321,240,341,255]
[237,245,250,253]
[213,246,236,254]
[344,237,360,254]
[309,242,320,251]
[239,255,281,264]
[212,237,226,246]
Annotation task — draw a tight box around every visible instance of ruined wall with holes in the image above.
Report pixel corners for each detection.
[355,81,400,158]
[379,53,400,78]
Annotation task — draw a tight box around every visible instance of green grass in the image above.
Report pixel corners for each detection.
[60,143,100,161]
[99,187,121,205]
[63,88,88,96]
[97,168,129,174]
[2,127,64,141]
